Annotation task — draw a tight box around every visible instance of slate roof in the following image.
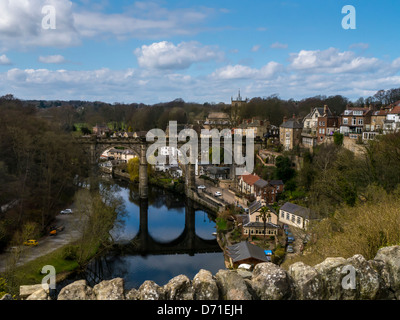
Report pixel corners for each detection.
[248,201,263,214]
[243,222,279,229]
[280,119,303,129]
[269,180,284,186]
[248,201,277,216]
[280,202,316,219]
[226,241,269,263]
[254,179,269,189]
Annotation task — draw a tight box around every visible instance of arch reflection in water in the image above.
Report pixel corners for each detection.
[67,181,224,290]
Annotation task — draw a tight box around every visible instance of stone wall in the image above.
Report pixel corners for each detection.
[16,245,400,300]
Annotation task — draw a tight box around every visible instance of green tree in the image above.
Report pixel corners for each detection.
[274,156,295,182]
[127,157,140,182]
[333,132,344,146]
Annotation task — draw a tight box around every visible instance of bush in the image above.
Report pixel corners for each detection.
[62,245,79,261]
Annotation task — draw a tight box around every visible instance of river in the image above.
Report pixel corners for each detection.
[62,178,225,290]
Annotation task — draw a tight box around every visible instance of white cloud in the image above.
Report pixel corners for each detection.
[134,41,223,70]
[3,48,400,104]
[212,61,283,80]
[0,54,11,65]
[38,55,67,64]
[270,42,288,49]
[73,3,214,40]
[0,0,80,50]
[289,47,381,74]
[0,1,215,50]
[251,45,261,52]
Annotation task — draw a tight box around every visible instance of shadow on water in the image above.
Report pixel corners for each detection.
[58,178,224,291]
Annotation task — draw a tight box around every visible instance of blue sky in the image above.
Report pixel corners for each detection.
[1,0,400,104]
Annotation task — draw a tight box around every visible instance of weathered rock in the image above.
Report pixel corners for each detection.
[215,270,252,300]
[236,269,253,280]
[344,254,381,300]
[26,288,50,301]
[288,262,322,300]
[137,281,165,300]
[164,275,194,300]
[93,278,125,300]
[193,269,219,300]
[57,280,96,300]
[125,288,139,300]
[374,245,400,299]
[314,257,347,299]
[250,263,293,300]
[20,284,44,299]
[0,294,13,300]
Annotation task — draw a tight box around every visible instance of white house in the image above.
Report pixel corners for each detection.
[279,202,316,230]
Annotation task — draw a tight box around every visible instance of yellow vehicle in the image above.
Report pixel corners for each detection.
[23,240,38,246]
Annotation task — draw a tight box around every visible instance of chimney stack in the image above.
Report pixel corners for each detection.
[283,116,287,123]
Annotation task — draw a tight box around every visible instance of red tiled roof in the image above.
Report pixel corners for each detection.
[390,106,400,114]
[240,174,261,185]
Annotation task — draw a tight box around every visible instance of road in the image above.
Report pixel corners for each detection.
[195,177,237,205]
[0,212,82,273]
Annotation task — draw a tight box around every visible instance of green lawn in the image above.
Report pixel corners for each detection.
[2,245,80,296]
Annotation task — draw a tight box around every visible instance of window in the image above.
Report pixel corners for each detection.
[358,119,363,125]
[281,212,284,218]
[297,217,301,225]
[352,117,357,125]
[343,118,348,124]
[286,213,290,220]
[291,215,295,222]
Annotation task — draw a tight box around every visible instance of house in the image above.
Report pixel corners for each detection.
[203,112,231,130]
[242,201,279,238]
[253,179,277,204]
[226,241,270,269]
[264,125,280,141]
[238,174,261,195]
[238,118,270,139]
[302,106,333,149]
[121,150,137,163]
[204,166,230,180]
[123,132,135,138]
[93,124,109,136]
[279,116,303,151]
[383,105,400,134]
[317,109,340,144]
[269,180,284,194]
[168,166,183,178]
[339,107,372,139]
[370,108,390,132]
[107,148,124,161]
[279,202,316,230]
[133,131,148,139]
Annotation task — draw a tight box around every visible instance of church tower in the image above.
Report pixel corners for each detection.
[231,89,248,108]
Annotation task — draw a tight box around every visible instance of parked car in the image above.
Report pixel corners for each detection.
[60,209,73,215]
[23,240,38,247]
[287,245,294,253]
[197,185,206,190]
[214,191,222,197]
[287,236,295,243]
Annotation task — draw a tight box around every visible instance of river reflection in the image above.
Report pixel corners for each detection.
[62,179,225,290]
